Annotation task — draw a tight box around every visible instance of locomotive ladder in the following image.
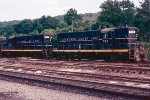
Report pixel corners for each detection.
[129,49,135,60]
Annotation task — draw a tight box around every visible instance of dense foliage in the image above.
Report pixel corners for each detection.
[134,0,150,39]
[92,0,135,29]
[64,8,79,25]
[0,0,149,41]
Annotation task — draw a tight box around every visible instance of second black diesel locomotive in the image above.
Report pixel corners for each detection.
[0,35,52,57]
[0,27,147,61]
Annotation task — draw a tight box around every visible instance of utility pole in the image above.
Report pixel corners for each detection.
[123,0,125,26]
[72,20,74,32]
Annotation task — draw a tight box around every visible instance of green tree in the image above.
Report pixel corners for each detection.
[14,19,34,34]
[91,22,113,30]
[64,8,79,25]
[3,25,15,36]
[58,22,68,29]
[33,19,44,33]
[120,0,135,25]
[39,16,59,29]
[41,29,55,35]
[134,0,150,38]
[0,25,15,36]
[98,0,135,27]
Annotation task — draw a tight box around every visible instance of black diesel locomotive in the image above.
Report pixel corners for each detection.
[0,27,147,61]
[0,35,52,57]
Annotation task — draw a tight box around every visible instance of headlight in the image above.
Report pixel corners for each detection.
[44,36,50,39]
[129,30,135,34]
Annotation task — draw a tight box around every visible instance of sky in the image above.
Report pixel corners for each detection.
[0,0,139,22]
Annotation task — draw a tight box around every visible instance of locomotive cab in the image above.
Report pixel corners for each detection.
[128,27,147,61]
[113,27,144,61]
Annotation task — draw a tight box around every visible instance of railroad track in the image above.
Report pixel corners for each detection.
[17,58,150,68]
[0,65,150,98]
[0,64,150,85]
[1,63,150,79]
[4,59,150,69]
[0,58,150,98]
[0,58,150,80]
[1,57,150,68]
[7,59,150,76]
